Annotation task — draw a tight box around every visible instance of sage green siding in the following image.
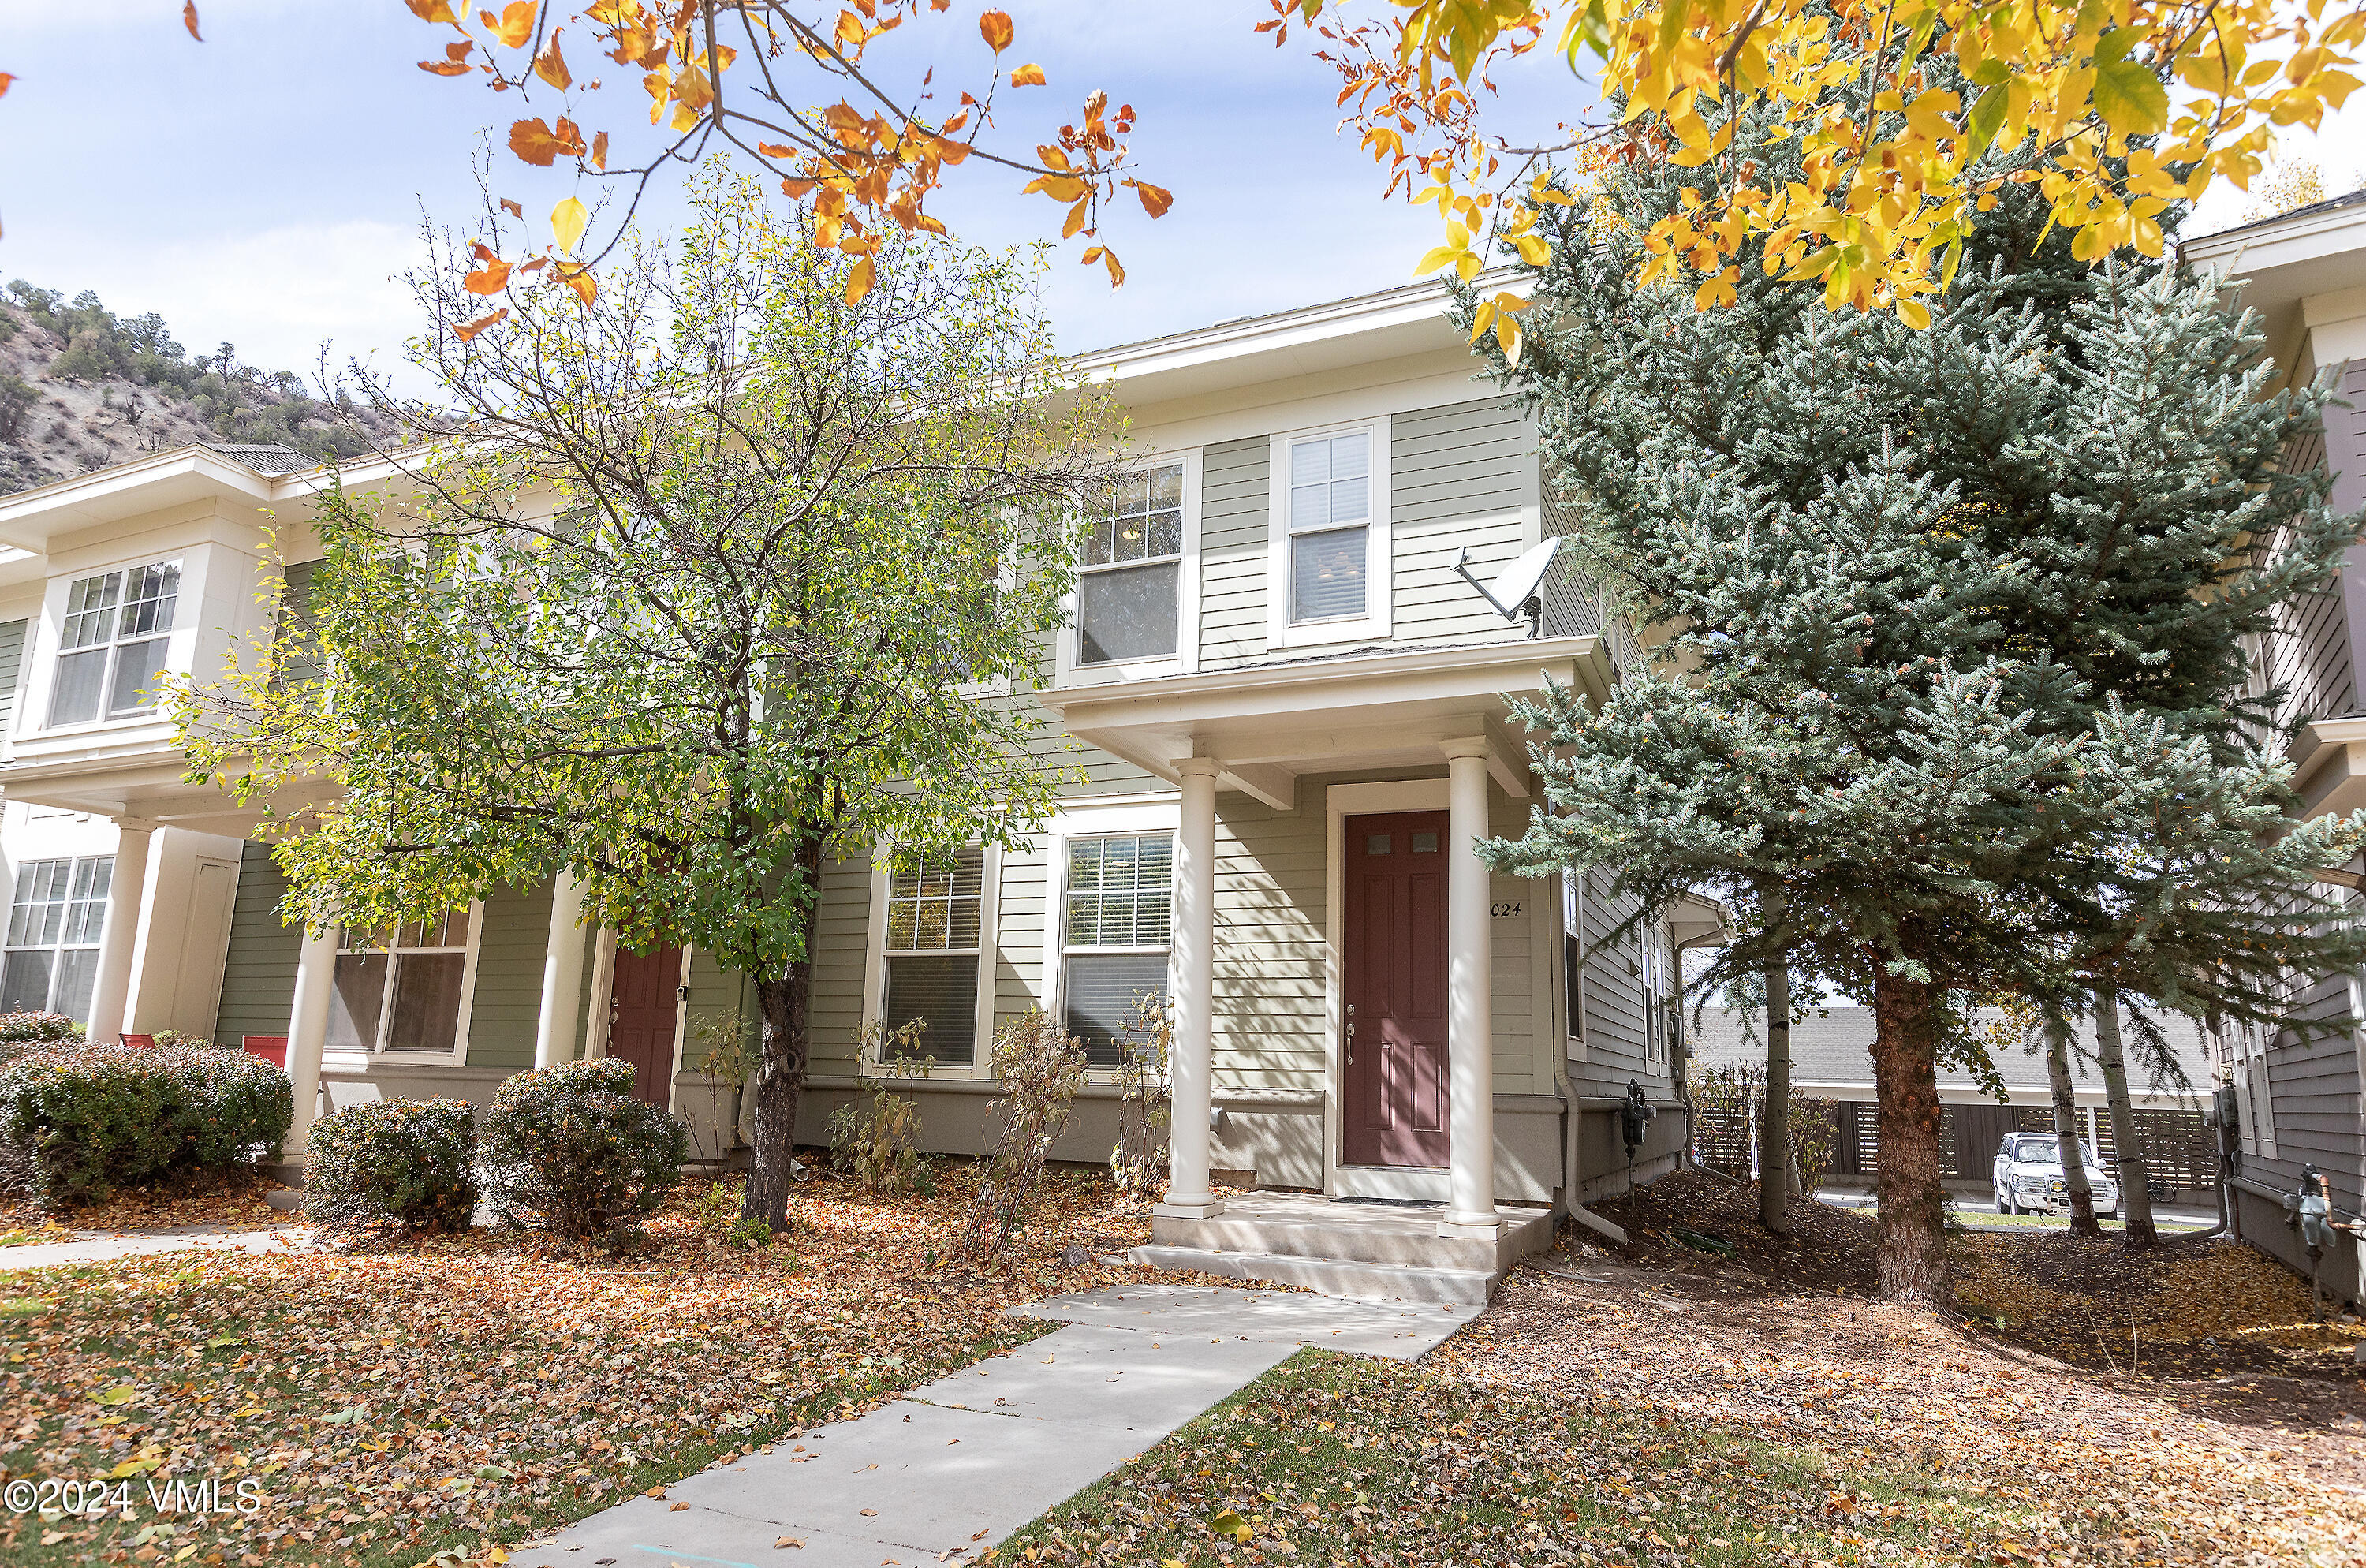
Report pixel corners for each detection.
[806,849,878,1072]
[1390,399,1535,644]
[1199,435,1271,668]
[274,561,325,688]
[993,839,1051,1034]
[0,618,28,740]
[462,882,554,1070]
[212,840,300,1046]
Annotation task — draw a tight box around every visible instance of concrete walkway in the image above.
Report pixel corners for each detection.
[0,1223,315,1271]
[517,1285,1478,1568]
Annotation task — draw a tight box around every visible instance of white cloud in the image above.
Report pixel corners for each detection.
[2,219,432,387]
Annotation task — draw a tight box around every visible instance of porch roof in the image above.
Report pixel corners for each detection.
[1038,634,1610,809]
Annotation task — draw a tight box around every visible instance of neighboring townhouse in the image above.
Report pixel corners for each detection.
[2189,195,2366,1282]
[0,278,1704,1297]
[1689,1006,2219,1205]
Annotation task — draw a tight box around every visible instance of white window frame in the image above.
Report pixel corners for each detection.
[0,854,115,1022]
[326,905,485,1065]
[1267,416,1392,651]
[1037,800,1181,1081]
[43,558,185,732]
[2234,1021,2279,1160]
[860,843,1000,1080]
[1058,450,1201,686]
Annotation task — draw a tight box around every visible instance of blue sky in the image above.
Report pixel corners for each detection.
[0,2,1566,385]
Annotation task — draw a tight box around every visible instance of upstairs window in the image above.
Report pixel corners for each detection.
[881,846,984,1066]
[0,856,112,1021]
[1077,464,1184,665]
[1062,833,1173,1068]
[330,909,474,1055]
[50,562,180,726]
[1286,431,1370,623]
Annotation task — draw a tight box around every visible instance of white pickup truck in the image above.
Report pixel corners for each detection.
[1991,1131,2120,1217]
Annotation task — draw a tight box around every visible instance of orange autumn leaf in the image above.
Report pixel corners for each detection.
[1130,180,1173,218]
[533,29,571,91]
[499,197,524,218]
[509,118,565,165]
[591,129,609,171]
[554,262,597,307]
[453,308,509,342]
[1061,196,1090,238]
[978,9,1013,52]
[420,40,476,76]
[843,256,876,304]
[405,0,457,20]
[1009,62,1046,87]
[182,2,202,42]
[0,73,17,99]
[1080,246,1123,286]
[464,257,513,295]
[480,2,536,49]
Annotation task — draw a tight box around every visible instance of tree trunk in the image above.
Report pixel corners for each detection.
[2093,991,2156,1247]
[1868,962,1951,1305]
[742,958,815,1232]
[2043,1016,2102,1238]
[1760,953,1794,1236]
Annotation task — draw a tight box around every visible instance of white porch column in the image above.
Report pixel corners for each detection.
[84,820,155,1044]
[533,875,589,1070]
[282,922,338,1155]
[1440,737,1502,1236]
[1157,757,1226,1219]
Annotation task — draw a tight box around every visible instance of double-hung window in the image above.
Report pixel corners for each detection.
[1077,463,1185,666]
[50,562,180,726]
[881,846,984,1066]
[1062,833,1173,1068]
[0,857,113,1021]
[329,909,475,1055]
[1270,421,1389,646]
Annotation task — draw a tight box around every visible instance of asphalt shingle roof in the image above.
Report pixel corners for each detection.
[200,442,319,476]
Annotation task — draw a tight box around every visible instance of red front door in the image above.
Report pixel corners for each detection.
[606,946,682,1106]
[1342,811,1451,1167]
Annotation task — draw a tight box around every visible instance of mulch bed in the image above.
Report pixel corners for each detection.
[0,1164,1218,1568]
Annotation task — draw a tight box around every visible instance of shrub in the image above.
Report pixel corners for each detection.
[0,1043,292,1210]
[303,1098,480,1241]
[480,1058,689,1245]
[961,1009,1088,1261]
[829,1023,932,1194]
[1109,992,1173,1205]
[0,1013,82,1067]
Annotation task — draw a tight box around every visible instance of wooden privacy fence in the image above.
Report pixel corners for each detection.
[1692,1096,2218,1199]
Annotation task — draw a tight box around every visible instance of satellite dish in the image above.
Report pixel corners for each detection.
[1450,539,1558,639]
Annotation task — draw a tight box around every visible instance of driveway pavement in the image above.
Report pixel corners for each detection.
[0,1223,315,1270]
[512,1285,1477,1568]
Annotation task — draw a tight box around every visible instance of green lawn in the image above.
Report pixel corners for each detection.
[1001,1350,2058,1568]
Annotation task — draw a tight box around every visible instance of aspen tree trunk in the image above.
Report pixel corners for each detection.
[2093,991,2157,1246]
[2043,1017,2102,1238]
[1869,962,1951,1304]
[1760,948,1794,1236]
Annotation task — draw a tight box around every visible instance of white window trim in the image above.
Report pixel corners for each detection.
[0,853,115,1021]
[319,903,485,1068]
[1036,799,1181,1081]
[860,843,1000,1081]
[38,557,190,736]
[1058,449,1202,687]
[1267,416,1393,651]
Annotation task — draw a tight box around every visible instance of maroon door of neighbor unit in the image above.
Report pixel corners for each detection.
[1342,811,1452,1167]
[606,946,683,1105]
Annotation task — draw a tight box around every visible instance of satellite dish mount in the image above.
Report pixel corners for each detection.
[1452,539,1558,641]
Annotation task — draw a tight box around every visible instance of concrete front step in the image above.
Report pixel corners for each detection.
[1154,1202,1556,1271]
[1127,1243,1502,1305]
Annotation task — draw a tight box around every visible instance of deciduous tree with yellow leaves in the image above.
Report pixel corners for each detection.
[1271,0,2364,337]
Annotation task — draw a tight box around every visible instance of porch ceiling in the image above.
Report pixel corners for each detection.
[0,749,327,835]
[1039,635,1610,809]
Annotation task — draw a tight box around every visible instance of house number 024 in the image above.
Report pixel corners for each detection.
[1490,902,1521,917]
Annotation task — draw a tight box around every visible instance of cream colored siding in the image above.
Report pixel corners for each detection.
[1211,796,1327,1092]
[0,618,28,739]
[1390,400,1535,644]
[1000,671,1159,796]
[1198,436,1271,669]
